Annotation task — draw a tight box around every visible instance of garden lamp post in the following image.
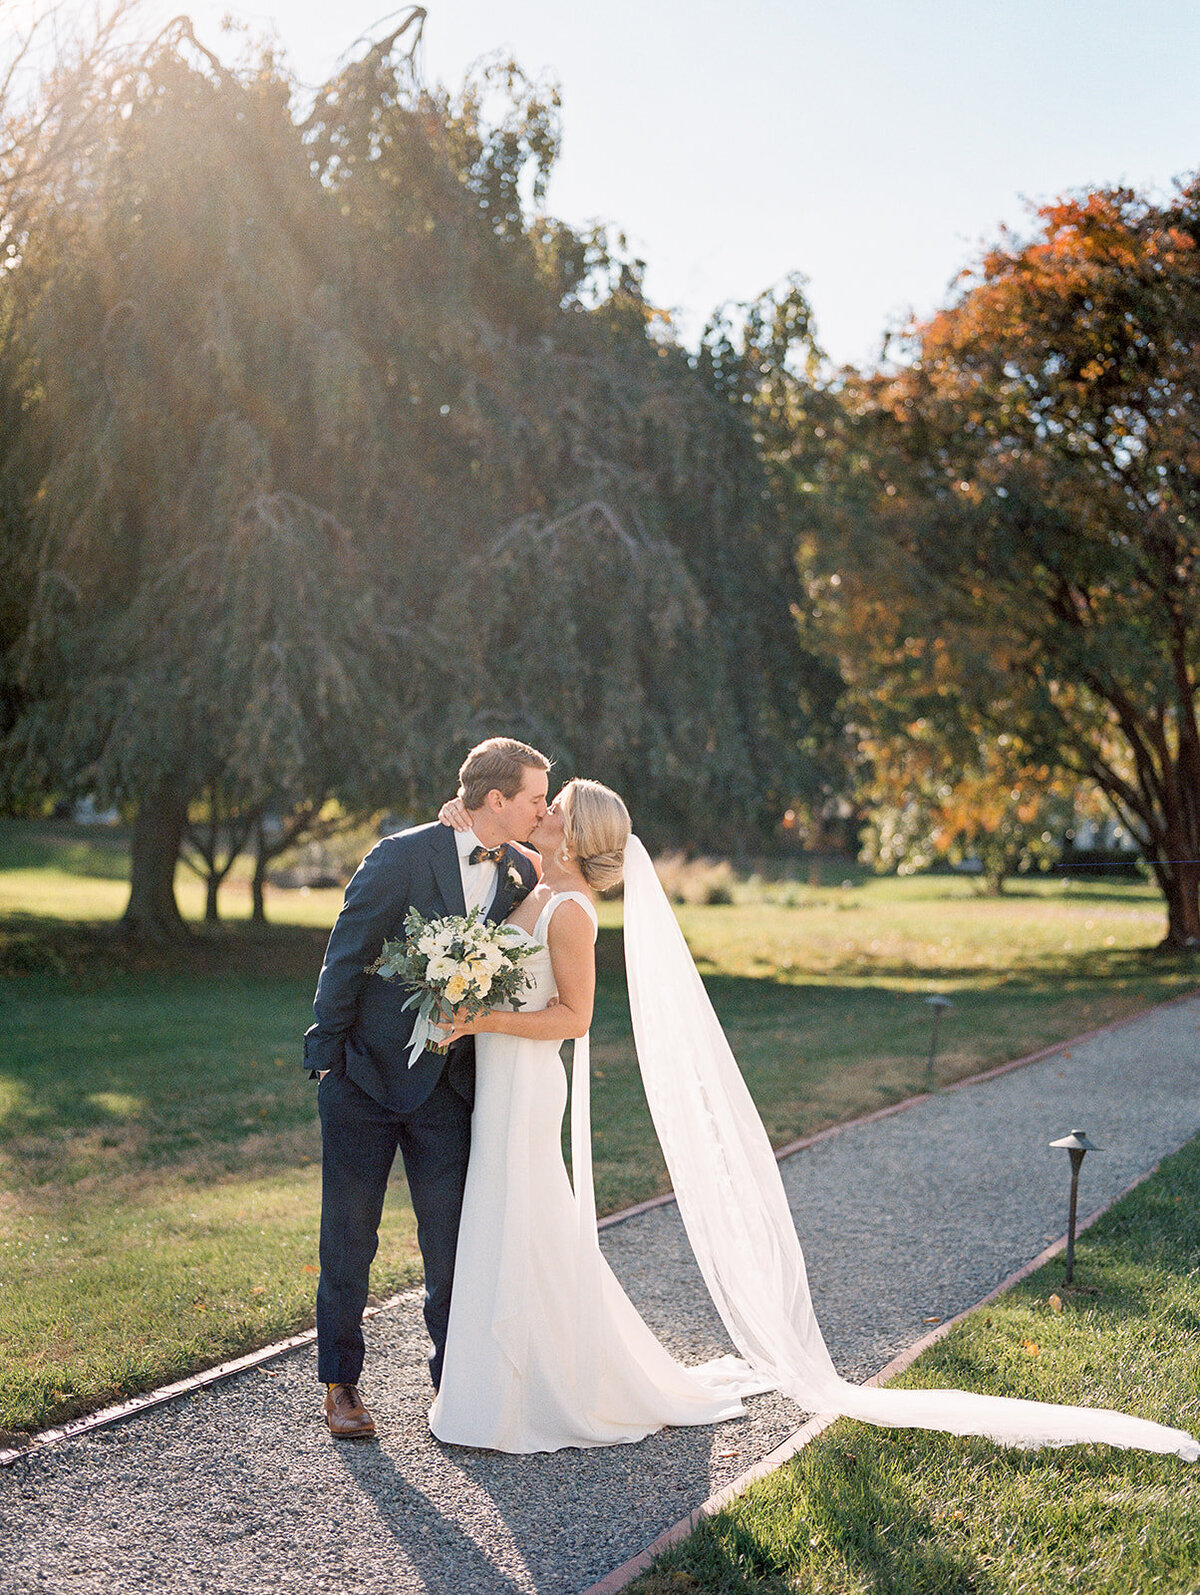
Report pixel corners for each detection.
[924,994,953,1083]
[1049,1130,1101,1285]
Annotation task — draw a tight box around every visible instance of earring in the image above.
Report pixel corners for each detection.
[558,843,570,866]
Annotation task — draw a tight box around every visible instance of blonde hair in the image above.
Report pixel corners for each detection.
[559,778,631,893]
[459,737,551,810]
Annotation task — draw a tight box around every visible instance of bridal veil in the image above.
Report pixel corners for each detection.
[619,834,1198,1460]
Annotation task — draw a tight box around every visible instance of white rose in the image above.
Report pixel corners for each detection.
[426,954,457,982]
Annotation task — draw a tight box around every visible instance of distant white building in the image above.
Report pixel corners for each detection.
[73,796,120,825]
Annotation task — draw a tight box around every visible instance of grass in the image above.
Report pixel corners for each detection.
[627,1132,1200,1595]
[1,818,1197,1438]
[0,971,420,1439]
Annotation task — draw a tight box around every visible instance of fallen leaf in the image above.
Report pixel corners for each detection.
[1049,1294,1063,1313]
[923,1316,941,1324]
[251,1285,266,1295]
[1022,1340,1039,1356]
[302,1264,319,1274]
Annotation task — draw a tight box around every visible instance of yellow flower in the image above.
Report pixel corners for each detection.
[444,973,468,1004]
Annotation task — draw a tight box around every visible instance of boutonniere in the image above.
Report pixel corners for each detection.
[505,862,533,906]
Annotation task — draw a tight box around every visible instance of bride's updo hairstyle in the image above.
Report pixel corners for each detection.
[559,778,631,893]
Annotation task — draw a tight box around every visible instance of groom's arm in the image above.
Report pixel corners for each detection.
[302,836,413,1077]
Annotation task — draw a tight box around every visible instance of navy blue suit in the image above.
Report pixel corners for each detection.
[304,822,537,1388]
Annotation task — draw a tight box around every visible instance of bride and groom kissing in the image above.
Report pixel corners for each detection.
[304,737,1199,1461]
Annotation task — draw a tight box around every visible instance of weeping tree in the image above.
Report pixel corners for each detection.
[426,503,753,848]
[4,24,417,935]
[306,39,835,842]
[0,1,143,771]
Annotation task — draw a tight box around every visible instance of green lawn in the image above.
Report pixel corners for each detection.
[1,819,1196,1438]
[628,1132,1200,1595]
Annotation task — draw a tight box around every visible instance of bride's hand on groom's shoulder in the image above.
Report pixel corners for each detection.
[438,792,471,831]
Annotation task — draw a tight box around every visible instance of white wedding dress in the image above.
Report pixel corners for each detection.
[429,848,1198,1463]
[428,890,765,1452]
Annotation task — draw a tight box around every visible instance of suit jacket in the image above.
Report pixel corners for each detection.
[303,822,539,1114]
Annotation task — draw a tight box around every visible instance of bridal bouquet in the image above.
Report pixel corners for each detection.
[368,907,541,1067]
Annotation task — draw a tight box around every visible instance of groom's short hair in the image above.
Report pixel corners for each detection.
[459,737,551,810]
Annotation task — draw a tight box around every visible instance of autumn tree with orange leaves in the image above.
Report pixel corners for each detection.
[804,181,1200,946]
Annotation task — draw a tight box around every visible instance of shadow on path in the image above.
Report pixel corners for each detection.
[335,1440,532,1594]
[336,1413,738,1594]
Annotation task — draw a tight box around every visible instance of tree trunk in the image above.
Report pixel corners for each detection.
[1160,861,1200,950]
[251,819,268,924]
[123,782,191,939]
[205,874,220,924]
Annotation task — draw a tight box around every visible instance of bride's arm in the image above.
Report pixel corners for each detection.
[437,792,470,830]
[439,902,595,1043]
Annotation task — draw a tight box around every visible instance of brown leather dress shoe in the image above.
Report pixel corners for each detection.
[323,1383,376,1439]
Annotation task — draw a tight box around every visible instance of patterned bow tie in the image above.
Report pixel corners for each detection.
[468,844,505,866]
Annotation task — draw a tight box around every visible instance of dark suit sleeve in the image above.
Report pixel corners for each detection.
[302,837,412,1076]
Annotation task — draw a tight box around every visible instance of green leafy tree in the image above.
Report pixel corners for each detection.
[802,182,1200,946]
[0,0,142,778]
[4,24,415,935]
[310,41,830,843]
[857,726,1084,894]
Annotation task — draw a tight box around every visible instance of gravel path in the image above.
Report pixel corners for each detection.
[5,995,1199,1595]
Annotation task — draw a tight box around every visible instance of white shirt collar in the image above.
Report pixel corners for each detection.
[455,826,500,864]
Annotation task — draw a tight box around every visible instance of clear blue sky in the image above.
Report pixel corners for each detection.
[45,1,1200,363]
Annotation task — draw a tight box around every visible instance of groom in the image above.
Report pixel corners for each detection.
[303,737,548,1437]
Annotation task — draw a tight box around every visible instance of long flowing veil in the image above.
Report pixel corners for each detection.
[621,835,1198,1459]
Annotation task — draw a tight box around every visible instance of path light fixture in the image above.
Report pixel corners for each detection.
[924,994,953,1083]
[1049,1130,1101,1285]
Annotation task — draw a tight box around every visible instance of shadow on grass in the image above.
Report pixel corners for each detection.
[714,947,1197,989]
[0,911,332,981]
[0,819,131,878]
[645,1438,995,1595]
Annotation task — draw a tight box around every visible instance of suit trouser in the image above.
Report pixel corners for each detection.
[316,1068,472,1389]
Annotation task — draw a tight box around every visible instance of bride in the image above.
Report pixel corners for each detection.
[431,778,1198,1461]
[429,778,764,1451]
